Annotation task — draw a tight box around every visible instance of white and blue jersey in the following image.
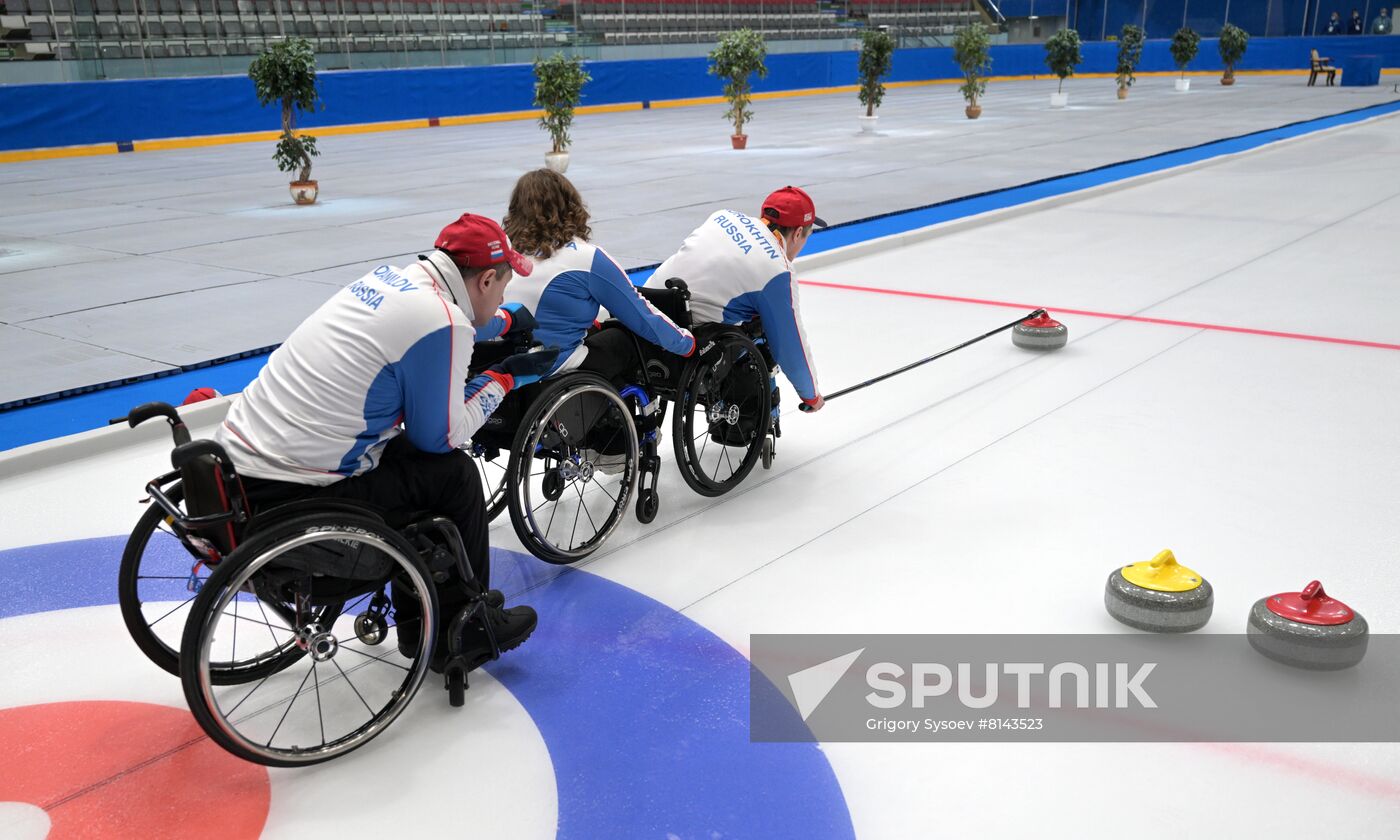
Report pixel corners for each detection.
[647,210,819,401]
[506,238,695,375]
[216,251,511,485]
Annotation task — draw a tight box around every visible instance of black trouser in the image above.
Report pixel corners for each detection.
[242,435,492,588]
[579,326,642,385]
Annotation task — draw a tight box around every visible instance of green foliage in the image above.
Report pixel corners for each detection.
[533,53,592,154]
[248,38,323,182]
[1043,28,1083,93]
[952,23,992,106]
[857,28,896,117]
[1170,26,1201,77]
[1218,23,1249,78]
[273,133,319,180]
[1115,24,1145,89]
[708,29,768,136]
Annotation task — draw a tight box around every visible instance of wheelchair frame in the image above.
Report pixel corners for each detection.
[468,279,782,565]
[119,402,507,766]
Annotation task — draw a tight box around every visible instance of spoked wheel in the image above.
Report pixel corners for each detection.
[180,512,436,767]
[119,487,324,684]
[673,330,772,496]
[465,441,510,522]
[506,373,638,564]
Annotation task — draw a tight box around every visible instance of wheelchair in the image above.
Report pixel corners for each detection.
[118,402,503,767]
[466,279,783,565]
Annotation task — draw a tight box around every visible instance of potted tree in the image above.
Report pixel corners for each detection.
[534,52,591,174]
[1218,23,1249,86]
[1044,28,1082,108]
[857,28,895,133]
[1170,26,1200,91]
[708,28,767,149]
[249,37,323,205]
[1115,24,1145,100]
[953,22,992,119]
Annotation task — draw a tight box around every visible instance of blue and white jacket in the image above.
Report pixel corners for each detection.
[647,210,819,401]
[216,251,512,485]
[506,238,695,375]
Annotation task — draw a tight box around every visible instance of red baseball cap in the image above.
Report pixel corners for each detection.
[761,186,827,229]
[435,213,533,276]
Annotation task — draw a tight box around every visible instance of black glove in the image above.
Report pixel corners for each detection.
[498,302,536,337]
[492,346,561,389]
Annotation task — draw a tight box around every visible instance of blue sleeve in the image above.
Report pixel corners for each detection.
[396,326,457,453]
[398,322,508,453]
[476,310,508,342]
[586,249,696,357]
[752,271,819,401]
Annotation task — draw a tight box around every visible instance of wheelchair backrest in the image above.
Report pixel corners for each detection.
[638,279,692,329]
[172,440,244,558]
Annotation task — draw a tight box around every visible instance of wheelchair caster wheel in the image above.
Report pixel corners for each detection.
[354,613,387,646]
[761,437,775,470]
[542,469,565,501]
[636,490,659,524]
[446,667,467,708]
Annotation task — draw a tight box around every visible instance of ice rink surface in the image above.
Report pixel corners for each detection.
[2,89,1400,838]
[3,74,1397,405]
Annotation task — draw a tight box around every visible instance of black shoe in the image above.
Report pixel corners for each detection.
[396,588,508,660]
[442,601,538,672]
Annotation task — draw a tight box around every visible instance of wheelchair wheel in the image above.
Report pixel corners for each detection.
[506,373,639,564]
[672,330,772,497]
[180,511,436,767]
[119,486,204,677]
[466,441,509,522]
[120,488,325,684]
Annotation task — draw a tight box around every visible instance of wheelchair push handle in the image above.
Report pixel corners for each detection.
[125,401,192,445]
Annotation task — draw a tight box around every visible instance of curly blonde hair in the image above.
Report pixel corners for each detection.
[502,169,593,260]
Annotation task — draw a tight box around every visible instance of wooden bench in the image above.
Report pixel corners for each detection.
[1309,49,1337,86]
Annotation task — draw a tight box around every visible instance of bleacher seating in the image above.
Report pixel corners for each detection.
[1,0,989,64]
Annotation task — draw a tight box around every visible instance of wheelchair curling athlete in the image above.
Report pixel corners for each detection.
[501,168,697,383]
[645,185,826,423]
[214,213,559,669]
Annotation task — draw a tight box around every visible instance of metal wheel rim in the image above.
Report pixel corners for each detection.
[679,348,768,491]
[194,528,433,765]
[517,383,638,561]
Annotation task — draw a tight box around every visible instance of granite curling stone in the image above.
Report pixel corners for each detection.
[1247,580,1368,670]
[1011,312,1068,351]
[1105,549,1213,633]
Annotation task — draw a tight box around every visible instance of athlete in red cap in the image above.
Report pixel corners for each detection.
[646,186,826,418]
[217,212,558,670]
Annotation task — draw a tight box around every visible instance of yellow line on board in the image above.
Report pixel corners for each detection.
[0,142,120,163]
[1,66,1386,163]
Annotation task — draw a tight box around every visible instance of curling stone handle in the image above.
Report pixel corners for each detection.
[1148,549,1177,570]
[1300,580,1325,601]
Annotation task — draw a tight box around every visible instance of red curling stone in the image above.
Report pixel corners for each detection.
[1247,580,1369,670]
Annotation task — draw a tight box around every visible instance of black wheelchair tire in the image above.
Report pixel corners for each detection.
[180,510,436,767]
[119,486,341,685]
[672,330,772,497]
[505,372,638,564]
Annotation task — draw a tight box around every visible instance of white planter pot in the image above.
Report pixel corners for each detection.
[1050,91,1069,108]
[858,115,878,134]
[289,180,318,205]
[544,151,570,174]
[1175,78,1191,92]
